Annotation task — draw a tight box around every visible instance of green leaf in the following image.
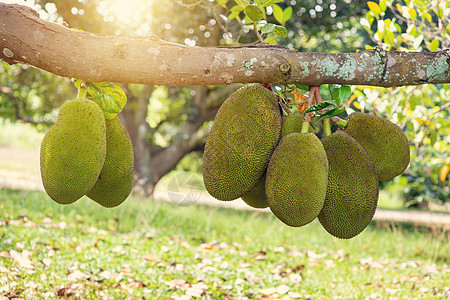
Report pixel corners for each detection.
[360,18,371,28]
[328,84,341,104]
[228,10,241,21]
[245,4,264,21]
[264,35,277,45]
[273,4,284,25]
[339,85,351,103]
[273,25,287,38]
[283,6,293,23]
[367,1,381,15]
[85,82,127,119]
[255,0,264,7]
[318,106,346,120]
[230,4,244,12]
[217,0,228,8]
[385,31,395,45]
[379,0,387,12]
[304,101,335,113]
[295,84,309,91]
[260,0,282,8]
[430,38,439,52]
[234,0,249,8]
[408,8,417,19]
[422,12,432,22]
[261,23,275,34]
[413,34,423,49]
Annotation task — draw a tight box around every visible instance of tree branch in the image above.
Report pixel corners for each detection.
[1,3,449,87]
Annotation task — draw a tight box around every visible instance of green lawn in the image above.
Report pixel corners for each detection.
[0,188,449,299]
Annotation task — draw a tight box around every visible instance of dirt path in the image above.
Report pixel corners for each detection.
[0,146,449,229]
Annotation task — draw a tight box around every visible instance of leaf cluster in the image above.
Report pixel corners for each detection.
[230,0,292,44]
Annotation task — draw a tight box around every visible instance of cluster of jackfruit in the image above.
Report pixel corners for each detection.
[40,98,134,208]
[202,86,410,239]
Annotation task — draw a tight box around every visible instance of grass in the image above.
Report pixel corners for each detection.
[0,188,449,299]
[0,120,45,150]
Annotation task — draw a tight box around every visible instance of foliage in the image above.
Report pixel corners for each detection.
[73,80,128,119]
[0,63,74,130]
[0,188,449,298]
[357,0,449,206]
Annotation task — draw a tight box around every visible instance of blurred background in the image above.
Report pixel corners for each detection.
[0,0,449,211]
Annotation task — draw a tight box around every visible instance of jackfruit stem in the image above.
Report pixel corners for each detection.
[338,119,348,128]
[253,22,265,43]
[77,84,87,99]
[301,121,310,133]
[323,119,332,137]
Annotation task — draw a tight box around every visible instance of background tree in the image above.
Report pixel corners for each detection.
[354,0,449,207]
[0,0,448,205]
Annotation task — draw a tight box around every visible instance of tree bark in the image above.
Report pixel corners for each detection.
[143,85,236,195]
[118,84,153,186]
[1,3,449,87]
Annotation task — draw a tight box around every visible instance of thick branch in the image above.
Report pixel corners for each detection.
[1,3,449,87]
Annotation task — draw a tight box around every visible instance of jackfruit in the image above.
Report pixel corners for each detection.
[40,99,106,204]
[241,174,268,209]
[266,132,329,227]
[86,117,134,208]
[319,130,379,239]
[281,113,304,137]
[344,112,410,181]
[202,85,282,201]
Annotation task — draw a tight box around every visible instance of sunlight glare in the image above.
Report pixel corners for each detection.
[100,0,149,24]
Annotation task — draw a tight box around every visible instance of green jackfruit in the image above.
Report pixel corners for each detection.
[319,130,379,239]
[40,99,106,204]
[281,113,304,138]
[202,85,282,201]
[344,112,410,181]
[241,174,268,209]
[266,133,329,227]
[86,117,134,208]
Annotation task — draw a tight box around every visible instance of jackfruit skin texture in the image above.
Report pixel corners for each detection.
[86,117,134,208]
[266,133,329,227]
[319,130,379,239]
[241,174,268,209]
[281,113,304,138]
[344,112,410,181]
[202,85,282,201]
[40,99,106,204]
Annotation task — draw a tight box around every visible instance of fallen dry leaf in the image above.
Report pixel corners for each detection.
[277,284,290,295]
[142,255,157,261]
[111,272,124,283]
[166,278,190,290]
[56,287,75,297]
[306,250,327,260]
[185,281,208,297]
[259,287,277,295]
[42,257,51,267]
[23,221,36,228]
[254,251,266,260]
[10,250,33,270]
[0,251,11,259]
[273,246,285,253]
[42,217,52,223]
[67,270,88,282]
[98,270,112,280]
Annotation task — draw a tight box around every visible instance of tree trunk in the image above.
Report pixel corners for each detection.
[119,84,153,194]
[117,84,234,196]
